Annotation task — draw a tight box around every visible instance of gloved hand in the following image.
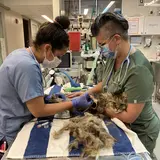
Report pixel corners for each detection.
[71,93,93,109]
[55,93,66,101]
[67,92,84,98]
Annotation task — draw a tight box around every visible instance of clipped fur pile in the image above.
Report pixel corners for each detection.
[53,113,115,157]
[47,92,127,157]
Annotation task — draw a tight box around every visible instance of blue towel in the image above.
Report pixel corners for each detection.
[49,85,61,96]
[7,117,148,159]
[23,119,135,158]
[44,85,62,102]
[7,85,148,159]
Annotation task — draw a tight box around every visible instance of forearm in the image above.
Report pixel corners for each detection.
[43,101,72,116]
[114,111,133,123]
[88,82,103,94]
[27,98,73,118]
[105,103,144,124]
[105,110,134,123]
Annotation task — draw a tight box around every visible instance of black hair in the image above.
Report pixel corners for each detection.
[33,16,70,51]
[55,16,70,29]
[91,12,129,40]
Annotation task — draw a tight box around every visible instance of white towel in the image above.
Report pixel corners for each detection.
[7,118,148,159]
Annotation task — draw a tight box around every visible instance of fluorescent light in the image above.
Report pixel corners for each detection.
[61,10,65,15]
[84,8,89,15]
[41,15,53,23]
[144,0,159,6]
[102,1,115,13]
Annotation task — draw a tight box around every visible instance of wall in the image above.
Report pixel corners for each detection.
[0,7,7,60]
[0,12,4,64]
[0,12,4,38]
[122,0,160,59]
[122,0,159,17]
[0,7,40,58]
[3,10,24,54]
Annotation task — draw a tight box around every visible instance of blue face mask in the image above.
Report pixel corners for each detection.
[101,45,115,58]
[100,35,117,58]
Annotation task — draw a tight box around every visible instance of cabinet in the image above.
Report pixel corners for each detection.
[127,16,144,35]
[144,16,160,35]
[127,16,160,35]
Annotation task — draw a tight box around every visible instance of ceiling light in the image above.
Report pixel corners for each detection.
[84,9,89,15]
[41,15,53,23]
[102,1,115,13]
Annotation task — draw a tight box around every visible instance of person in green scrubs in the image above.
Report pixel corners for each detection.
[68,12,160,159]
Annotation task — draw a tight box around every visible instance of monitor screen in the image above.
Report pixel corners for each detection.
[130,36,142,45]
[57,52,72,68]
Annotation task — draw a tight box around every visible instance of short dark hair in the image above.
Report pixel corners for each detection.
[91,12,129,40]
[33,16,70,51]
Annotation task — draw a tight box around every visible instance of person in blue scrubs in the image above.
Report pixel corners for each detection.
[0,16,92,154]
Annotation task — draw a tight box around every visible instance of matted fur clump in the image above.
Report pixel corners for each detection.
[44,95,63,103]
[45,92,128,115]
[90,92,127,115]
[53,113,115,157]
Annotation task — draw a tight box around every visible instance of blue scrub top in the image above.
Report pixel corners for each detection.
[0,48,44,144]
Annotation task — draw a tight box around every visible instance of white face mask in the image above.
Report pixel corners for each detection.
[42,56,62,68]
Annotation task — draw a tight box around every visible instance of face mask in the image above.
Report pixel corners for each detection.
[101,44,115,58]
[101,37,118,59]
[42,56,62,68]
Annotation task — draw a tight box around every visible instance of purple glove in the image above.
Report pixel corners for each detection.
[71,93,93,109]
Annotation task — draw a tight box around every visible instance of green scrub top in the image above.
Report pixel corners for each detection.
[101,49,160,154]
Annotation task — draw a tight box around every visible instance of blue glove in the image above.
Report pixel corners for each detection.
[71,93,93,109]
[55,93,66,101]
